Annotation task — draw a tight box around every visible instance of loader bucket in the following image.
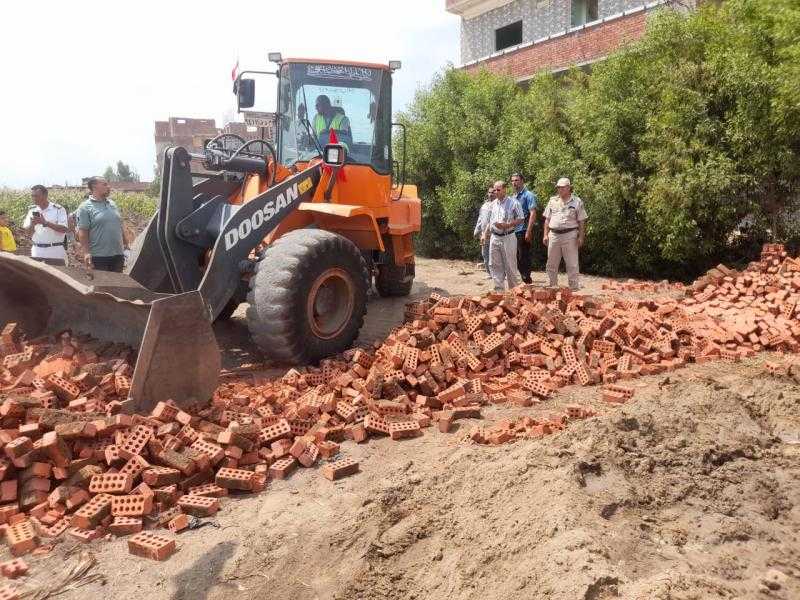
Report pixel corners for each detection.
[0,254,220,413]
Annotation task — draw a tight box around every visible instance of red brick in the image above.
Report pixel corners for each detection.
[142,467,181,487]
[128,531,176,561]
[6,521,38,557]
[389,420,421,440]
[111,494,153,517]
[89,473,133,495]
[268,457,297,480]
[321,457,359,481]
[177,494,219,517]
[187,483,227,498]
[215,468,256,491]
[0,559,27,579]
[108,516,143,536]
[167,513,190,533]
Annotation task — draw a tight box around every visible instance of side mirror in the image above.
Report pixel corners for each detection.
[236,78,255,110]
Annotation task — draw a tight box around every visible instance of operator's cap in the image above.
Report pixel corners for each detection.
[556,177,571,188]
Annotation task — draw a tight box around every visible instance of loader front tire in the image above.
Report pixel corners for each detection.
[246,230,369,364]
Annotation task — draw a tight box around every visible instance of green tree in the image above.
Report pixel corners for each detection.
[402,0,800,279]
[115,160,139,182]
[102,161,140,183]
[397,69,519,257]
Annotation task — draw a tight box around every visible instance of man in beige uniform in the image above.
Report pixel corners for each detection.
[543,177,588,290]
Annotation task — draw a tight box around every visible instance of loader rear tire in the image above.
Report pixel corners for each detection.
[375,239,414,297]
[246,230,369,364]
[215,298,239,322]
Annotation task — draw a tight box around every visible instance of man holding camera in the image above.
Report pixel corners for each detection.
[23,185,69,266]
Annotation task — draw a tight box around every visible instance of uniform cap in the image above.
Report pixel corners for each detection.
[556,177,571,188]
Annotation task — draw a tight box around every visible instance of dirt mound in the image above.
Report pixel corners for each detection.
[219,372,797,600]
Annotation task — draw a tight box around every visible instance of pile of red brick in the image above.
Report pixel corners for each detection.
[0,243,798,579]
[455,404,598,446]
[601,279,684,294]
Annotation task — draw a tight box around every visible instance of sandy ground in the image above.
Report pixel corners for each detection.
[13,258,800,600]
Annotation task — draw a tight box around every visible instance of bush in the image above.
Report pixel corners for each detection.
[401,0,800,280]
[0,188,156,225]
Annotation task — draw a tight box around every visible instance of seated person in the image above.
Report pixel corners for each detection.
[312,94,352,149]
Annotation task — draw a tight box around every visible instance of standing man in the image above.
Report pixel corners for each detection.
[77,177,130,272]
[487,180,524,291]
[474,185,494,277]
[510,173,538,284]
[543,177,588,290]
[22,185,69,266]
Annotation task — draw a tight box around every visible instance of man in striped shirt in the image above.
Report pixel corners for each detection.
[487,180,524,291]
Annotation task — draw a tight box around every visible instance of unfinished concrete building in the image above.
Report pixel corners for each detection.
[446,0,697,81]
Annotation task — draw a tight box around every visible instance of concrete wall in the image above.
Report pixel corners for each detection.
[460,0,651,63]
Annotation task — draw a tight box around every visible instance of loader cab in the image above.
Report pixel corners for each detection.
[275,60,393,174]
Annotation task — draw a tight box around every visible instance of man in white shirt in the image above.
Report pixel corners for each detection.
[22,185,69,266]
[487,180,524,291]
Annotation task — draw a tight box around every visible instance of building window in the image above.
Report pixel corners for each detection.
[495,20,523,51]
[571,0,598,27]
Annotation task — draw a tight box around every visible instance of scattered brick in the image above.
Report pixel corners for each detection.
[0,559,27,579]
[128,531,176,561]
[177,494,219,517]
[109,516,143,536]
[0,243,798,562]
[167,513,189,534]
[321,457,359,481]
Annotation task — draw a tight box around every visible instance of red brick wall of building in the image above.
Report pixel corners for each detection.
[464,9,648,79]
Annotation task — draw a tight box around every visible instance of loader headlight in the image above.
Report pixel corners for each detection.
[323,144,346,167]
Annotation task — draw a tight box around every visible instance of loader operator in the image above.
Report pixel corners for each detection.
[23,185,69,266]
[313,95,352,149]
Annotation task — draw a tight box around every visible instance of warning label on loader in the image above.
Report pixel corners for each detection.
[298,177,312,194]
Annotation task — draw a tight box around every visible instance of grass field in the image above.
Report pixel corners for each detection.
[0,188,156,224]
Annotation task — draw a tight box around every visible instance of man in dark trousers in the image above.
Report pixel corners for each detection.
[76,177,130,272]
[23,185,69,266]
[511,173,538,284]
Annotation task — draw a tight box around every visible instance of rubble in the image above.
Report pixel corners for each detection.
[601,279,683,294]
[0,243,798,567]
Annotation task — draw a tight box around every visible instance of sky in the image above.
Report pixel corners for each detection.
[0,0,460,188]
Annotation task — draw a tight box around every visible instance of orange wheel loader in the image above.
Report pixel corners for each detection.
[0,55,421,413]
